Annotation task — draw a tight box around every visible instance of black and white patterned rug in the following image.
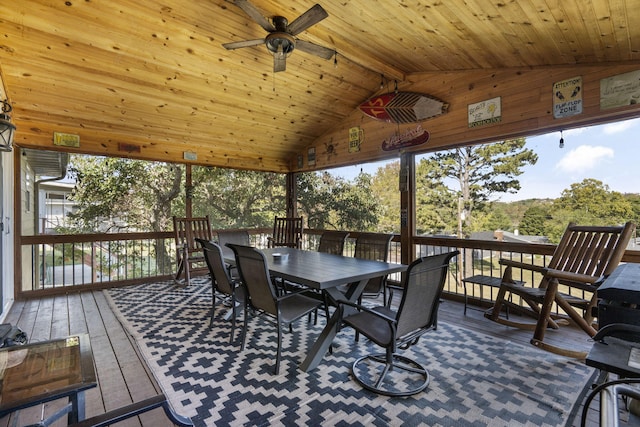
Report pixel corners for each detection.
[106,279,595,427]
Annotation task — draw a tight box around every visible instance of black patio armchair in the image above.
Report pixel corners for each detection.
[317,230,350,255]
[216,229,250,278]
[337,250,459,396]
[196,238,246,346]
[353,232,393,304]
[227,243,322,375]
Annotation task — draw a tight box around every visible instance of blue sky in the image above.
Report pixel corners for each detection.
[329,117,640,202]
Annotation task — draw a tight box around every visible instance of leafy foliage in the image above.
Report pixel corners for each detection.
[299,171,380,231]
[67,156,182,233]
[192,167,285,228]
[370,163,400,233]
[416,138,538,236]
[519,205,551,236]
[62,153,637,247]
[544,179,634,242]
[413,157,458,234]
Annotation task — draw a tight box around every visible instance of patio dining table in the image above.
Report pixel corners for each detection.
[255,247,407,372]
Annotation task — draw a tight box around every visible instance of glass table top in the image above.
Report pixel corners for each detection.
[0,334,96,412]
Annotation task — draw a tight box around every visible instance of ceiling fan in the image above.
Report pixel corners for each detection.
[223,0,334,72]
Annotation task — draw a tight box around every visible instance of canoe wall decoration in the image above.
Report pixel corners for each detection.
[359,92,449,124]
[382,124,429,151]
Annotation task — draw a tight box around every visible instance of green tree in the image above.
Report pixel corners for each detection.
[553,178,633,220]
[519,205,551,236]
[192,167,285,228]
[371,163,400,233]
[625,193,640,228]
[415,159,457,234]
[67,155,183,273]
[298,171,380,231]
[480,206,512,232]
[68,156,182,233]
[545,178,634,242]
[417,138,538,237]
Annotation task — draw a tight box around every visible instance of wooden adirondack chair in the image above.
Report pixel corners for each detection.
[485,221,635,358]
[173,216,213,286]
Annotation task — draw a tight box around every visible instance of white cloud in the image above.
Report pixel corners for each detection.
[555,145,614,174]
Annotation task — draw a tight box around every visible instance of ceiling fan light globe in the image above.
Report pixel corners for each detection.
[265,32,295,56]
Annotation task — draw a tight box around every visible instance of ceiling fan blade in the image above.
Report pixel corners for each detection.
[287,4,328,36]
[273,53,287,72]
[231,0,275,32]
[295,40,334,60]
[222,39,265,50]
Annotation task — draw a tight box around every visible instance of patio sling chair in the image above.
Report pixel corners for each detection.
[216,230,250,259]
[337,250,459,396]
[227,243,322,375]
[353,232,394,304]
[196,238,246,345]
[484,221,636,358]
[173,216,213,286]
[216,229,250,277]
[317,230,350,255]
[267,216,303,249]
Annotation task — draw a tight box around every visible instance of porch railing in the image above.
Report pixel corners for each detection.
[19,230,640,317]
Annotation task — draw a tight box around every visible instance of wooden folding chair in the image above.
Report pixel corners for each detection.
[173,215,213,286]
[267,216,303,248]
[485,221,635,358]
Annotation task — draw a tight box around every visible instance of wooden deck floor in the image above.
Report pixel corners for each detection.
[0,288,625,426]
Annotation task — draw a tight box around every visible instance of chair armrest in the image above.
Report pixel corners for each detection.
[335,299,397,323]
[544,268,602,285]
[500,260,603,290]
[499,258,547,274]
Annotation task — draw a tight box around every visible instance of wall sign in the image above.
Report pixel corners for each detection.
[53,132,80,148]
[348,127,363,153]
[553,76,582,118]
[307,147,316,166]
[382,124,429,151]
[468,97,501,128]
[600,70,640,110]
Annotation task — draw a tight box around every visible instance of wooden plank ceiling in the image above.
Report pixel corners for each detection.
[1,0,639,172]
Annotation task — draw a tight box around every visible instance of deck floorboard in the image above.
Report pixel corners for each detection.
[0,288,628,426]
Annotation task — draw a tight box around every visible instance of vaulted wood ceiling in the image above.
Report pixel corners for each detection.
[1,0,639,172]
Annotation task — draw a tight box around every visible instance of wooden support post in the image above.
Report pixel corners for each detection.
[399,152,415,266]
[185,164,192,218]
[285,172,297,218]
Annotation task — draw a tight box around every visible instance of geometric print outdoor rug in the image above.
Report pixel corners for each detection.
[106,278,596,427]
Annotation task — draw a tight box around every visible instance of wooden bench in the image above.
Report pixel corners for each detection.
[461,275,524,315]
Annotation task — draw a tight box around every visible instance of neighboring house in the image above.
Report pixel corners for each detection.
[38,180,77,234]
[471,230,549,245]
[469,230,549,263]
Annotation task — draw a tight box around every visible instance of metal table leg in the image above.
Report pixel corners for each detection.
[299,279,368,372]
